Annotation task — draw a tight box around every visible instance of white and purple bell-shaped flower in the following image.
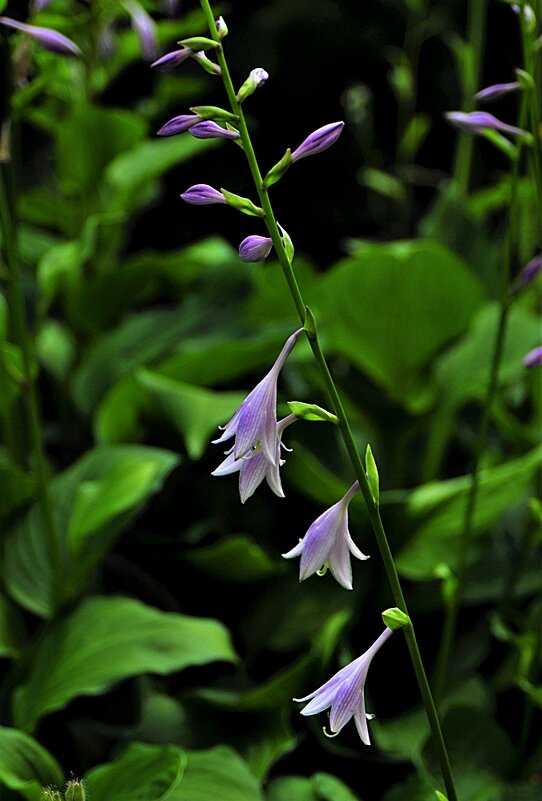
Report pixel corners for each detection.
[212,414,297,503]
[283,481,368,590]
[213,328,303,464]
[295,627,393,745]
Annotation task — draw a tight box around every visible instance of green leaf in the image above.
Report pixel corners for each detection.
[397,445,542,579]
[287,401,338,424]
[186,535,280,582]
[36,319,76,381]
[136,370,245,459]
[221,189,265,217]
[4,445,179,617]
[167,746,263,801]
[262,149,292,189]
[267,774,362,801]
[0,727,63,801]
[358,166,406,205]
[316,240,484,411]
[0,449,35,519]
[13,595,236,731]
[190,105,238,122]
[85,742,186,801]
[365,444,379,503]
[313,773,362,801]
[179,36,220,50]
[0,593,23,658]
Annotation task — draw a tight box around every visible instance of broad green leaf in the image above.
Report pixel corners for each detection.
[0,727,63,801]
[0,593,23,658]
[36,319,76,381]
[397,445,542,579]
[313,773,362,801]
[85,742,186,801]
[13,595,236,731]
[0,449,35,518]
[136,370,245,459]
[4,445,179,617]
[186,535,280,582]
[316,240,484,410]
[267,777,317,801]
[167,746,263,801]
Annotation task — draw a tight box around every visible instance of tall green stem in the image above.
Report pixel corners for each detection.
[198,4,458,798]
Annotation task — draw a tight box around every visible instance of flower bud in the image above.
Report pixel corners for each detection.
[180,184,226,205]
[515,253,542,290]
[216,17,228,39]
[0,16,82,56]
[291,121,344,162]
[524,346,542,368]
[124,0,158,61]
[157,113,202,136]
[381,607,411,631]
[65,779,85,801]
[151,47,193,71]
[189,121,240,140]
[239,235,273,262]
[236,68,269,103]
[42,788,63,801]
[286,401,338,424]
[444,111,530,140]
[475,81,520,103]
[191,51,221,75]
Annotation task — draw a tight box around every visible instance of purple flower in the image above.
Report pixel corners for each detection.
[239,235,273,262]
[445,111,529,138]
[290,121,344,163]
[295,627,394,745]
[189,121,240,140]
[125,0,158,61]
[0,16,82,56]
[157,114,203,136]
[524,346,542,368]
[475,82,520,103]
[213,328,303,464]
[212,414,297,503]
[151,47,193,71]
[516,253,542,290]
[283,482,368,590]
[180,184,225,205]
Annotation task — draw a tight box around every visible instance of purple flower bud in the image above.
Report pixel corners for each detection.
[151,47,193,71]
[33,0,53,10]
[157,113,203,136]
[162,0,181,17]
[0,16,82,56]
[239,235,273,262]
[98,26,116,61]
[236,67,270,103]
[180,184,225,205]
[524,346,542,368]
[445,111,529,138]
[189,121,240,140]
[215,16,228,39]
[290,121,344,163]
[124,0,158,62]
[516,253,542,290]
[475,82,520,103]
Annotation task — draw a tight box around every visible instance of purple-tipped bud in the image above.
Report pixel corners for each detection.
[192,50,221,76]
[33,0,53,10]
[0,16,82,56]
[181,184,226,205]
[157,113,203,136]
[125,0,158,61]
[513,4,536,32]
[516,254,542,290]
[445,111,529,138]
[291,121,344,163]
[524,346,542,368]
[189,121,240,140]
[239,235,274,262]
[475,82,520,103]
[215,17,228,39]
[237,67,269,103]
[151,47,193,71]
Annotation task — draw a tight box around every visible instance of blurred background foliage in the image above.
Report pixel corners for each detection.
[0,0,541,800]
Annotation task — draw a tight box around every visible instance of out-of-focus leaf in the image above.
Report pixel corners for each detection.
[136,370,245,459]
[0,727,63,801]
[241,711,296,781]
[85,742,186,801]
[358,167,406,204]
[397,445,542,579]
[36,319,76,381]
[0,450,35,518]
[267,774,362,801]
[4,445,179,617]
[316,240,484,411]
[13,595,236,732]
[399,112,431,159]
[0,593,23,658]
[186,535,281,582]
[167,746,263,801]
[72,308,202,414]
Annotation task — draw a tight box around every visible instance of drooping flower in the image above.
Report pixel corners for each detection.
[283,481,368,590]
[291,121,344,163]
[124,0,158,61]
[212,414,297,503]
[239,235,273,262]
[0,16,82,56]
[180,184,225,205]
[295,627,394,745]
[444,111,529,139]
[475,81,520,103]
[157,113,203,136]
[151,47,193,71]
[523,346,542,368]
[189,121,240,140]
[213,328,303,464]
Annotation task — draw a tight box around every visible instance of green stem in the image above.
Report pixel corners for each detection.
[519,7,542,241]
[0,164,62,601]
[452,0,488,192]
[198,4,458,798]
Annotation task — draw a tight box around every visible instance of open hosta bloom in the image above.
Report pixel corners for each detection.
[213,328,303,463]
[283,481,368,589]
[212,414,296,503]
[295,627,393,745]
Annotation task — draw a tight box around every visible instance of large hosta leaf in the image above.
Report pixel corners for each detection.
[167,746,263,801]
[0,727,63,801]
[13,595,236,731]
